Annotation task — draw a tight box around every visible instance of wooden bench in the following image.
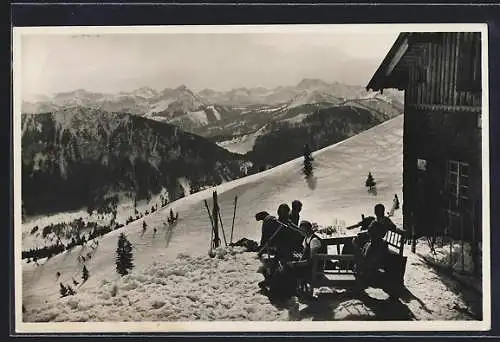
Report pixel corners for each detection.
[307,227,408,298]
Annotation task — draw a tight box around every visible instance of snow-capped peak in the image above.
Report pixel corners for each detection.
[131,87,158,99]
[296,78,330,91]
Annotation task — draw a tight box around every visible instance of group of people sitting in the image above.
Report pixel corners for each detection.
[255,201,397,297]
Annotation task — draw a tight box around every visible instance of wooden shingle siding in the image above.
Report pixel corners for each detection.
[406,32,481,109]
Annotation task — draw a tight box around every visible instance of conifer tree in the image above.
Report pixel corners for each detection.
[67,285,76,296]
[82,265,89,282]
[169,208,177,223]
[303,143,314,177]
[116,233,134,276]
[59,283,68,297]
[365,172,376,190]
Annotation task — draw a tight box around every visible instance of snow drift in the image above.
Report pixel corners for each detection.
[24,247,289,322]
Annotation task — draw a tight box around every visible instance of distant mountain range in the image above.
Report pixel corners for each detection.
[22,79,404,137]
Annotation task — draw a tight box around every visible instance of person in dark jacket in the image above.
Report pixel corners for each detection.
[257,204,291,291]
[277,203,291,222]
[258,219,312,297]
[352,204,394,278]
[290,200,302,226]
[256,204,291,248]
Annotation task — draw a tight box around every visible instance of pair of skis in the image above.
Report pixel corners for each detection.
[204,195,238,255]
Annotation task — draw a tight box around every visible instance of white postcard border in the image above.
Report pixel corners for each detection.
[12,23,491,333]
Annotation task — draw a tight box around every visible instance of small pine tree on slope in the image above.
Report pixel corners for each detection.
[59,283,68,297]
[67,285,76,296]
[303,143,314,177]
[365,172,376,190]
[116,233,134,276]
[82,265,89,282]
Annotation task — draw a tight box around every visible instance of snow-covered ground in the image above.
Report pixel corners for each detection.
[22,242,480,323]
[416,239,480,275]
[207,105,221,120]
[144,99,176,117]
[20,115,483,325]
[21,188,171,251]
[24,247,290,322]
[280,113,312,124]
[415,238,482,294]
[216,125,268,155]
[185,110,209,126]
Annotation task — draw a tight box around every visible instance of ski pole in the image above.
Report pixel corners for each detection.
[204,200,215,230]
[204,200,219,248]
[218,209,228,246]
[204,199,217,244]
[209,219,214,251]
[230,196,238,245]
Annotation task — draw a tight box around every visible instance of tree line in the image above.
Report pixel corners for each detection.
[23,221,123,261]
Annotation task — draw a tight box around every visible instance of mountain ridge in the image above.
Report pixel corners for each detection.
[21,107,250,217]
[23,78,404,114]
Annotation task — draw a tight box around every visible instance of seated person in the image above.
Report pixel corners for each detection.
[285,221,326,282]
[290,200,303,226]
[341,214,375,255]
[258,219,311,292]
[351,204,395,278]
[255,210,271,246]
[257,204,305,257]
[300,220,325,261]
[256,204,290,248]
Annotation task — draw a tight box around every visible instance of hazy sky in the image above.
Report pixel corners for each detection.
[20,31,400,97]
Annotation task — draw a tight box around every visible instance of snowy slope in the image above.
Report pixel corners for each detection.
[207,105,222,120]
[21,114,482,324]
[185,110,209,126]
[22,115,403,318]
[144,99,177,117]
[21,189,170,251]
[216,126,269,155]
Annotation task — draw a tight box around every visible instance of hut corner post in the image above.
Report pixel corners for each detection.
[411,237,417,254]
[470,204,480,277]
[411,211,417,253]
[212,191,220,249]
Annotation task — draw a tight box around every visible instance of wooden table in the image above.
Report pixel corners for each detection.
[309,234,359,292]
[317,233,358,255]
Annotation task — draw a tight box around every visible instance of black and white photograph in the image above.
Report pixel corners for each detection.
[13,24,490,332]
